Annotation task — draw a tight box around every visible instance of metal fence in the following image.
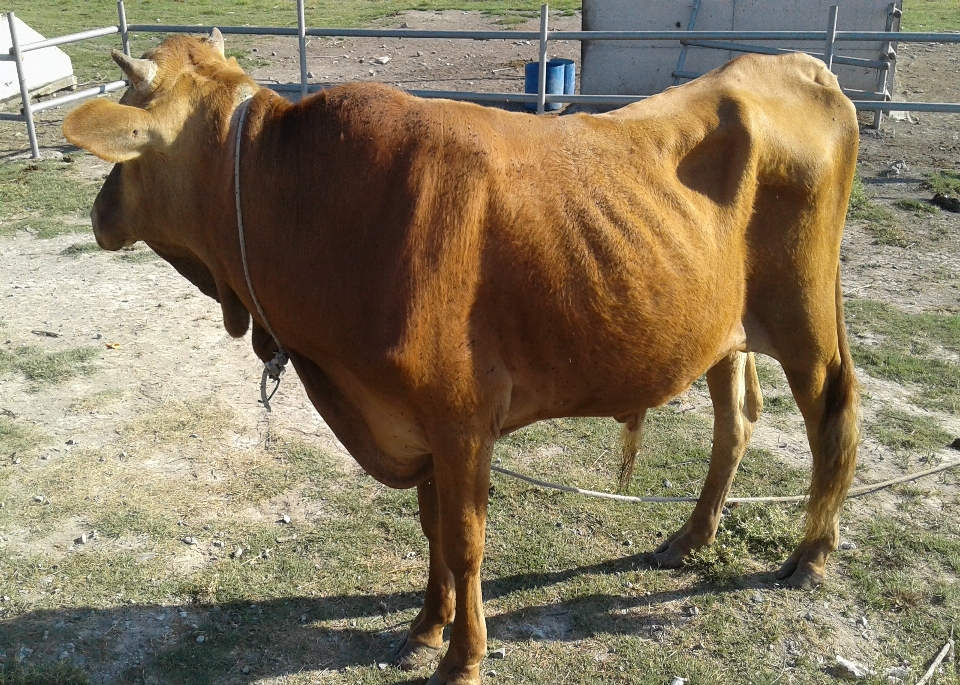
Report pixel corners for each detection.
[3,1,960,160]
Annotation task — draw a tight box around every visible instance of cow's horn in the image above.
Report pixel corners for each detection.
[204,27,225,56]
[112,50,157,92]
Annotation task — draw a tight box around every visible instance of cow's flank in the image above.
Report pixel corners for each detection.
[63,31,859,685]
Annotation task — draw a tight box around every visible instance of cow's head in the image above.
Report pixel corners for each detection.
[62,30,258,338]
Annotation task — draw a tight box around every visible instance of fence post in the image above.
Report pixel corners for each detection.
[537,4,548,114]
[297,0,308,100]
[7,12,40,160]
[117,0,130,56]
[824,5,839,71]
[672,0,702,86]
[873,2,901,129]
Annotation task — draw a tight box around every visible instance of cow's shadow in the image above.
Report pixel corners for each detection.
[0,553,778,684]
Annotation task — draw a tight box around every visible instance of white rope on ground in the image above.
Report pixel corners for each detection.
[491,458,960,504]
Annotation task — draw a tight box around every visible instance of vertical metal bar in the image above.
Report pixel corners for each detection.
[873,2,901,129]
[824,5,839,71]
[537,4,548,115]
[673,0,702,86]
[297,0,308,100]
[117,0,130,56]
[7,12,40,160]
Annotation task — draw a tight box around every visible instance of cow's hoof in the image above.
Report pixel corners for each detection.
[776,548,826,590]
[646,530,706,568]
[393,637,442,671]
[426,667,481,685]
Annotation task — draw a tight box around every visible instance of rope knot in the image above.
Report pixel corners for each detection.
[260,347,288,412]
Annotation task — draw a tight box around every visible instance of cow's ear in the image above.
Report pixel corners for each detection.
[62,98,158,163]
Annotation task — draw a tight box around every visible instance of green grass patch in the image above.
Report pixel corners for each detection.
[0,417,49,458]
[922,169,960,197]
[67,389,125,414]
[847,299,960,353]
[847,175,906,246]
[846,299,960,412]
[114,248,160,264]
[893,197,939,214]
[901,0,960,31]
[0,162,98,239]
[867,407,954,452]
[689,504,801,585]
[0,664,92,685]
[58,242,100,258]
[0,346,98,386]
[120,398,236,444]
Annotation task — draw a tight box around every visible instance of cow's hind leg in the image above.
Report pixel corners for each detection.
[394,479,454,670]
[651,351,762,566]
[773,273,860,589]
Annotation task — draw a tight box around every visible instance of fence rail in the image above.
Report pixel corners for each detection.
[4,2,960,159]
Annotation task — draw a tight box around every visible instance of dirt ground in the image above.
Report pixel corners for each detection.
[1,9,960,684]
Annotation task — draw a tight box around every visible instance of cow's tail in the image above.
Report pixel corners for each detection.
[805,267,861,541]
[618,411,646,492]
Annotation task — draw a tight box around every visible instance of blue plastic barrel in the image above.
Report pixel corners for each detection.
[548,58,576,96]
[524,61,564,111]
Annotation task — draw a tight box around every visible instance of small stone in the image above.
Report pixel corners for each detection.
[622,540,633,547]
[685,605,700,616]
[368,69,375,75]
[670,678,686,685]
[212,540,224,548]
[840,541,857,551]
[804,611,815,621]
[231,547,244,559]
[66,439,77,445]
[242,666,250,674]
[58,651,70,660]
[858,616,868,628]
[300,614,307,622]
[663,479,672,489]
[835,655,872,679]
[261,549,271,559]
[270,51,277,56]
[373,56,390,65]
[486,670,498,677]
[195,635,205,644]
[280,514,291,524]
[377,662,388,670]
[886,666,909,682]
[489,647,506,659]
[12,458,21,465]
[75,533,88,545]
[751,592,764,604]
[189,433,198,438]
[34,495,44,503]
[307,71,315,78]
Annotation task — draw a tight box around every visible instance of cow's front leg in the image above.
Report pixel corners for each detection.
[425,434,492,685]
[394,479,454,670]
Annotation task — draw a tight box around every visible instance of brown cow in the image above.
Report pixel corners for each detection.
[63,30,860,685]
